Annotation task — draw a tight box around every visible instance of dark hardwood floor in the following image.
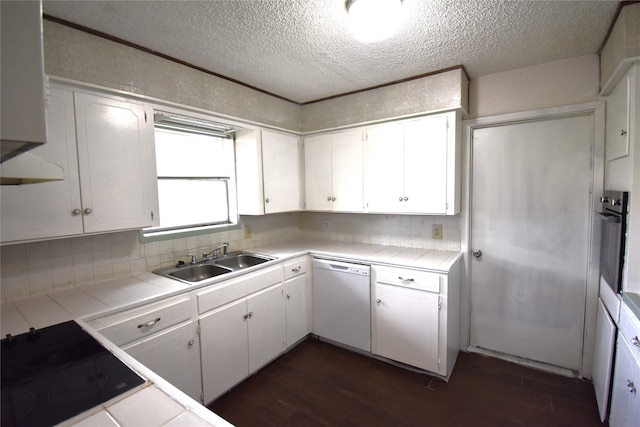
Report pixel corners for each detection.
[208,337,605,426]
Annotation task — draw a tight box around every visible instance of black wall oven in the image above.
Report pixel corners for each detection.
[598,190,629,294]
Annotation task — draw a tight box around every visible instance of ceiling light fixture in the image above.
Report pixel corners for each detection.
[346,0,403,43]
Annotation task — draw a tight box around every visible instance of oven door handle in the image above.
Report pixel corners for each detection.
[598,212,621,223]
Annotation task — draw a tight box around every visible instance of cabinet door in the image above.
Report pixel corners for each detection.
[123,321,201,402]
[1,87,83,242]
[373,283,439,372]
[285,273,310,347]
[199,299,249,403]
[304,134,333,211]
[331,129,364,212]
[247,284,285,373]
[610,335,639,427]
[74,92,156,233]
[403,114,449,214]
[262,130,301,213]
[365,123,404,213]
[606,73,630,161]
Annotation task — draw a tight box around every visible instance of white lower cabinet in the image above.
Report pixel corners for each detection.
[371,263,460,380]
[284,256,311,347]
[609,304,640,427]
[199,283,285,403]
[373,283,439,372]
[122,321,201,402]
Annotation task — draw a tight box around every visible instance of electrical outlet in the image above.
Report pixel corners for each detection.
[432,224,443,240]
[323,219,330,231]
[244,225,252,239]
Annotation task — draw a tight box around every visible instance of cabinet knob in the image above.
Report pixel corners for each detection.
[287,294,291,299]
[332,197,336,201]
[627,380,636,394]
[188,339,195,346]
[404,196,408,201]
[83,208,92,215]
[243,313,249,320]
[72,208,82,216]
[265,198,270,203]
[399,196,404,202]
[632,336,640,347]
[291,266,301,273]
[375,298,382,304]
[621,129,627,136]
[327,196,332,201]
[248,312,254,318]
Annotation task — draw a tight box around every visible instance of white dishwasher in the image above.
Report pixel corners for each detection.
[313,259,371,352]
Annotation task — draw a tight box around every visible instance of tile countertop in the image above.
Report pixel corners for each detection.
[0,238,462,427]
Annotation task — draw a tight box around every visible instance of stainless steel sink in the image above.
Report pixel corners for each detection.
[169,264,232,282]
[214,253,273,269]
[153,251,276,285]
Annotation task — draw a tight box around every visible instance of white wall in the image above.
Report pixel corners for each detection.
[468,55,600,119]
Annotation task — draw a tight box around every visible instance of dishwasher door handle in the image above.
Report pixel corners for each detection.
[329,264,350,271]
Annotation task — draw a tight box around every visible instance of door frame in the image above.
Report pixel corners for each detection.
[460,102,605,378]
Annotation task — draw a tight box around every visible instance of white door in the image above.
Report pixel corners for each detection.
[593,299,617,422]
[74,92,153,233]
[285,273,310,347]
[199,298,249,402]
[304,134,333,211]
[123,321,201,402]
[331,129,364,212]
[365,122,404,213]
[247,284,285,373]
[609,336,638,427]
[373,283,439,372]
[262,130,300,213]
[1,87,83,242]
[470,113,594,370]
[403,114,448,214]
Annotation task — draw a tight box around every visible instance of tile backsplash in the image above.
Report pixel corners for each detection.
[1,213,300,302]
[1,212,461,302]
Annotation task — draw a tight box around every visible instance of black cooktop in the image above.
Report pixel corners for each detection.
[1,321,145,427]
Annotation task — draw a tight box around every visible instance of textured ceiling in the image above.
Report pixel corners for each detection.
[42,0,621,104]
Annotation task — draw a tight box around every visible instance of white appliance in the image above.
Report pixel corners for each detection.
[313,259,371,352]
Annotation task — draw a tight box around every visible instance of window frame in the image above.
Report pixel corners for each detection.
[141,109,241,242]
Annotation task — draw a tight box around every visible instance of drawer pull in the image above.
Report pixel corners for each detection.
[291,266,301,273]
[398,277,414,282]
[137,317,161,328]
[632,336,640,347]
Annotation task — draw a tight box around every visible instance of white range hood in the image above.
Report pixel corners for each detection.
[0,152,64,185]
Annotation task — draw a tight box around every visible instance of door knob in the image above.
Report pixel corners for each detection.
[473,249,482,258]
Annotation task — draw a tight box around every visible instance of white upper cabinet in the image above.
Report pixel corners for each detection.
[365,111,460,215]
[236,129,301,215]
[1,86,158,243]
[74,92,158,233]
[304,128,364,212]
[605,71,631,162]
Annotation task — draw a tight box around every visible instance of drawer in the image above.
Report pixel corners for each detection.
[96,296,193,346]
[619,303,640,359]
[284,256,308,281]
[197,265,283,314]
[373,266,440,293]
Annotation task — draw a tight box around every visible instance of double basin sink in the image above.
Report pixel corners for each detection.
[153,251,276,285]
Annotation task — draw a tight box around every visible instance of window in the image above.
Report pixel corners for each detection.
[143,112,240,238]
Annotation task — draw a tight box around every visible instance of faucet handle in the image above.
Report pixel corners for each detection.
[187,254,197,265]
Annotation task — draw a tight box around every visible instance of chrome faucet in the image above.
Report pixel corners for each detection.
[202,242,229,260]
[186,242,229,265]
